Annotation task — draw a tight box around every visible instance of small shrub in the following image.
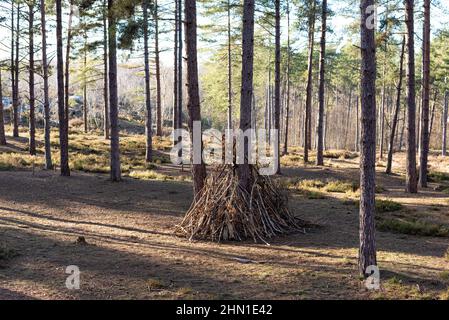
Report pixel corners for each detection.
[428,171,449,183]
[375,199,402,213]
[146,278,166,290]
[129,170,172,181]
[324,180,358,193]
[378,218,449,237]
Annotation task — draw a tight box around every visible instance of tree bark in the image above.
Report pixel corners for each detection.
[83,33,88,133]
[419,0,431,188]
[154,0,162,136]
[108,0,121,181]
[274,0,281,174]
[41,0,53,169]
[56,0,70,176]
[386,37,405,174]
[283,1,290,155]
[103,0,109,139]
[359,0,377,277]
[64,0,74,122]
[0,68,6,145]
[226,0,233,130]
[442,91,448,156]
[13,2,20,138]
[304,0,316,163]
[173,0,179,136]
[405,0,418,193]
[316,0,327,165]
[28,2,36,155]
[143,0,153,162]
[185,0,207,197]
[237,0,255,193]
[10,1,14,139]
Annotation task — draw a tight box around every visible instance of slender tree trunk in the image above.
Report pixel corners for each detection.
[177,0,183,130]
[108,0,121,181]
[13,3,20,138]
[226,0,233,130]
[316,0,327,165]
[173,0,179,137]
[28,2,36,155]
[442,91,448,156]
[103,0,109,139]
[0,69,6,145]
[283,0,290,155]
[83,34,88,133]
[143,0,153,162]
[344,88,353,149]
[154,0,162,136]
[185,0,207,196]
[274,0,281,174]
[419,0,431,188]
[429,90,437,137]
[41,0,53,169]
[405,0,418,193]
[355,94,359,152]
[237,0,255,193]
[359,0,377,277]
[56,0,70,176]
[304,0,316,162]
[386,37,405,174]
[378,51,387,159]
[10,1,15,139]
[64,0,74,122]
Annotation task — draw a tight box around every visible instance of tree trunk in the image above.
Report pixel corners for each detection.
[379,52,387,159]
[41,0,53,169]
[177,0,183,131]
[304,0,316,163]
[28,2,36,155]
[227,0,232,130]
[442,91,448,156]
[274,0,281,174]
[103,0,109,139]
[283,1,290,155]
[386,37,405,174]
[0,69,6,145]
[56,0,70,176]
[10,1,14,139]
[64,0,74,122]
[108,0,121,181]
[185,0,207,197]
[359,0,377,277]
[237,0,255,193]
[173,0,179,137]
[13,3,20,138]
[405,0,418,193]
[419,0,431,188]
[83,34,88,133]
[316,0,326,165]
[429,90,437,137]
[355,95,359,152]
[154,0,162,136]
[344,88,353,149]
[143,0,153,162]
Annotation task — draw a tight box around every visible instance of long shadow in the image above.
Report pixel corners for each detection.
[0,226,364,300]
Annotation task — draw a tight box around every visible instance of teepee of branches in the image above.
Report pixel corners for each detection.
[175,165,307,243]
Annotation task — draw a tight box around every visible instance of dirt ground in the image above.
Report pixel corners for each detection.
[0,139,449,300]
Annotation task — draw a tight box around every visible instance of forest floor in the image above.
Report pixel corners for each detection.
[0,128,449,300]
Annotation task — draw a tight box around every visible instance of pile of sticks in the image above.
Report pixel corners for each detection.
[175,165,307,243]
